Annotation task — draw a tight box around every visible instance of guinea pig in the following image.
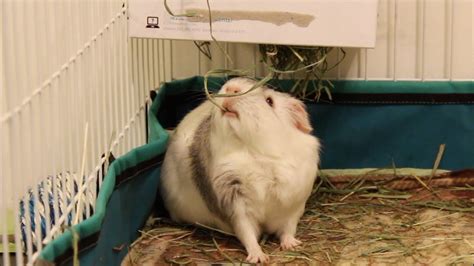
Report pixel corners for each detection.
[160,77,320,263]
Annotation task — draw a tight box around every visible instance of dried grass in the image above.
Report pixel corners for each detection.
[123,169,474,265]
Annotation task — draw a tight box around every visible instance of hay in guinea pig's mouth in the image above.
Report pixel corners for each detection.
[122,169,474,265]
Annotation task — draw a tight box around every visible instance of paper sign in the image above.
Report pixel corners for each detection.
[129,0,379,48]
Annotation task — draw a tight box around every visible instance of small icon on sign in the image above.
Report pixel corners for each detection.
[146,16,159,28]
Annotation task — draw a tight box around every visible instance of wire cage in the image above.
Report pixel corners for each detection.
[0,0,473,265]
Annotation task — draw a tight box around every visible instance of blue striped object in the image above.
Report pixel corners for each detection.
[19,172,95,251]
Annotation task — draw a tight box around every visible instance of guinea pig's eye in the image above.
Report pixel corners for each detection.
[266,97,274,107]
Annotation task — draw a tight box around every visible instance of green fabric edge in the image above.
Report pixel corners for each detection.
[315,80,473,94]
[38,139,168,262]
[151,76,473,96]
[39,119,169,261]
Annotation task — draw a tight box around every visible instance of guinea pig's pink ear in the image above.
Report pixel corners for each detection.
[289,99,313,134]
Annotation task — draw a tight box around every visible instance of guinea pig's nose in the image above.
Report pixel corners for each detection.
[222,99,233,110]
[226,86,241,94]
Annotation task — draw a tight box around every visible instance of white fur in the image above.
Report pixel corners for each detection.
[160,78,320,263]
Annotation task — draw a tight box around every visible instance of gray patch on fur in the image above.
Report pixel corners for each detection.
[189,115,246,221]
[189,115,227,221]
[214,170,244,218]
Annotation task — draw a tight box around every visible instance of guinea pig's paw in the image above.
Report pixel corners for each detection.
[280,235,302,250]
[246,249,269,264]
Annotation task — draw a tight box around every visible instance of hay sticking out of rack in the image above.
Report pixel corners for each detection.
[122,169,474,265]
[201,45,345,106]
[164,0,346,103]
[259,45,345,101]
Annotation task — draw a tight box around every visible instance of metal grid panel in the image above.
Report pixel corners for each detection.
[0,1,149,265]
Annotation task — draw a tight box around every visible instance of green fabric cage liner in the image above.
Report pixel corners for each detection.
[39,76,473,265]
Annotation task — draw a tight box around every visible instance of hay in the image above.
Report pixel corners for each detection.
[163,0,345,105]
[122,170,474,265]
[258,44,345,101]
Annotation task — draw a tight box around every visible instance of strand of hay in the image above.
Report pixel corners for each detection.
[203,69,273,111]
[70,228,79,266]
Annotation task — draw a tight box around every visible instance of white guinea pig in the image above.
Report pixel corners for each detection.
[160,77,320,263]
